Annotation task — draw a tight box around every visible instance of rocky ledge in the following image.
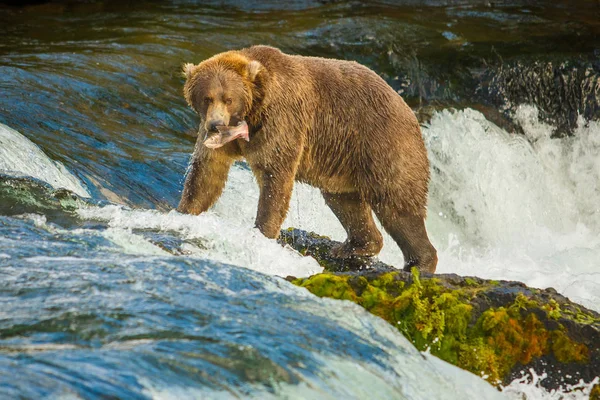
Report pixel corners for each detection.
[279,228,600,393]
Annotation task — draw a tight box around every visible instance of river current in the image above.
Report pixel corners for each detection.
[1,1,599,399]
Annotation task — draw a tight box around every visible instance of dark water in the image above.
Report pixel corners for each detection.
[0,1,599,398]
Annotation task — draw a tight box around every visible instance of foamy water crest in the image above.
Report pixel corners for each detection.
[0,123,89,197]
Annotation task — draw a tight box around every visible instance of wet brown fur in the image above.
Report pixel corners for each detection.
[178,45,437,273]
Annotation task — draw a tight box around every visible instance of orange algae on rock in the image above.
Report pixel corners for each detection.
[551,329,589,364]
[476,308,549,381]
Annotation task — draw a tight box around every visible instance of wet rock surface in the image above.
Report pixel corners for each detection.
[479,59,600,136]
[279,228,397,274]
[280,228,600,391]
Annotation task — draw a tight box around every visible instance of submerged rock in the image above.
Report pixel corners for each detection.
[0,174,85,215]
[280,228,600,391]
[0,174,97,227]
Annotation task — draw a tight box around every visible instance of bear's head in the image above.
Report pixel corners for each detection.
[183,52,264,146]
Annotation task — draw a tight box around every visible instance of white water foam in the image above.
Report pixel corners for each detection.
[0,122,89,197]
[76,205,322,278]
[101,227,172,256]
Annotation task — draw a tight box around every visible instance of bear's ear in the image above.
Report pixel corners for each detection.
[182,63,196,80]
[247,60,263,81]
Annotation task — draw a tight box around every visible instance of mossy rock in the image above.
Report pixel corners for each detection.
[280,228,600,391]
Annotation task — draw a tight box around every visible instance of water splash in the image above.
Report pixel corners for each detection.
[76,205,322,278]
[502,369,599,399]
[424,107,600,312]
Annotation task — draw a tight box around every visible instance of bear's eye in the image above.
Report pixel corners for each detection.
[204,97,213,105]
[225,98,233,105]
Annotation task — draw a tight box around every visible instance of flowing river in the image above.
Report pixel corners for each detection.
[1,1,599,399]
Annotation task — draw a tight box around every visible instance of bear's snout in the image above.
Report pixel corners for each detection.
[205,102,229,132]
[207,120,225,132]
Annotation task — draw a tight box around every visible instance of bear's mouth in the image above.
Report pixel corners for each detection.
[203,120,250,149]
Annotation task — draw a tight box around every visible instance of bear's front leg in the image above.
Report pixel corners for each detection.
[178,142,234,215]
[254,170,296,239]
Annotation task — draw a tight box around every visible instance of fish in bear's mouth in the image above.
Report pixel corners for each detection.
[203,120,250,149]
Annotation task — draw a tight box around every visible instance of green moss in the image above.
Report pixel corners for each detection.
[296,274,357,301]
[562,306,600,325]
[512,292,539,310]
[542,299,561,320]
[391,270,473,355]
[457,340,501,381]
[293,271,592,386]
[464,278,478,287]
[371,272,400,290]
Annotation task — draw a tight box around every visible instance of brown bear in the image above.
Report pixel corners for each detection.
[178,45,438,273]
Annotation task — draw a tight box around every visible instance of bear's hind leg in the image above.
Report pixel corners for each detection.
[371,202,437,273]
[322,191,383,258]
